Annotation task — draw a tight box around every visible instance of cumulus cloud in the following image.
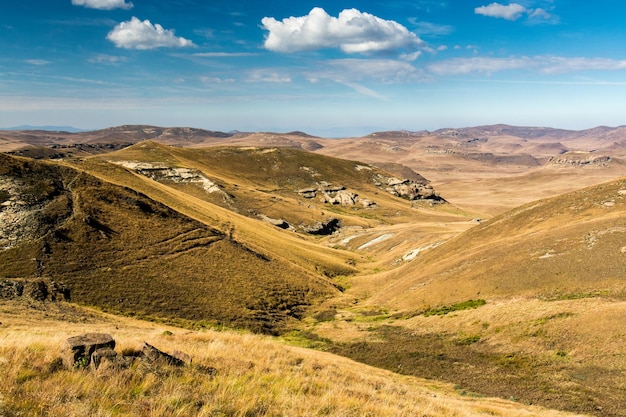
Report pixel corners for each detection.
[107,17,195,50]
[475,3,527,20]
[72,0,133,10]
[200,76,236,84]
[261,7,423,54]
[475,3,556,22]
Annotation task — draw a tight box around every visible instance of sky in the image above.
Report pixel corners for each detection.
[2,0,626,136]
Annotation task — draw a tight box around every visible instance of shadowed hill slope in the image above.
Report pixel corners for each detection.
[0,153,338,334]
[368,176,626,311]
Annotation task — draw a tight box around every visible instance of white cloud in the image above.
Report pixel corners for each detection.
[200,76,236,84]
[193,52,258,57]
[409,20,454,37]
[474,3,556,22]
[307,59,427,85]
[475,3,527,20]
[340,82,387,100]
[400,51,422,62]
[71,0,133,10]
[107,17,195,50]
[26,59,51,66]
[538,56,626,73]
[429,56,530,75]
[246,70,292,83]
[261,7,423,54]
[428,56,626,76]
[88,54,126,64]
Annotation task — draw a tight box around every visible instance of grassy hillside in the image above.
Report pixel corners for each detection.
[0,300,582,417]
[102,142,443,229]
[303,177,626,415]
[3,140,625,416]
[0,153,337,334]
[368,176,626,310]
[69,141,470,274]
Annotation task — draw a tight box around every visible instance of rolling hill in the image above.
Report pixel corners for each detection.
[369,176,626,310]
[2,124,626,416]
[309,177,626,416]
[0,153,340,334]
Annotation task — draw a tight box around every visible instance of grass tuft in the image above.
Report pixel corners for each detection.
[424,299,487,317]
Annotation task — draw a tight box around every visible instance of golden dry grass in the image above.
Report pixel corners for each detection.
[0,300,585,417]
[310,296,625,416]
[0,154,338,334]
[2,136,625,416]
[363,176,626,310]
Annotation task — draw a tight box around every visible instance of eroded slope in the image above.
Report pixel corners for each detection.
[0,154,337,334]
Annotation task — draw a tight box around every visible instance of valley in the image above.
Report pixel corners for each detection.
[1,124,625,416]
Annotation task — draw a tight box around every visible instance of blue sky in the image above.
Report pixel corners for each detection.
[2,0,626,135]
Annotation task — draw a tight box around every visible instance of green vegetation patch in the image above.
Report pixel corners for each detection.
[424,299,486,317]
[280,330,331,349]
[329,324,609,415]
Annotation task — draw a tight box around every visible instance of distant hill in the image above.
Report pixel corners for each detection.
[1,125,87,133]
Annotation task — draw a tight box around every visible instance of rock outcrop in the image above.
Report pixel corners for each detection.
[61,333,116,370]
[298,185,373,207]
[257,214,290,230]
[113,161,227,195]
[60,333,197,372]
[548,154,611,167]
[375,174,443,202]
[140,342,186,367]
[0,278,69,302]
[322,189,358,206]
[301,218,341,235]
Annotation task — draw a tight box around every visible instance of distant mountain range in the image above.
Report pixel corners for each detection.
[1,125,87,133]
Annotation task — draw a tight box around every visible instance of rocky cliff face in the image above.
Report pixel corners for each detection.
[548,153,612,167]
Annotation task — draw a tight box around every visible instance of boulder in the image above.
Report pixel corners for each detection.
[297,188,317,198]
[91,347,118,370]
[0,279,69,302]
[302,218,341,235]
[140,342,186,367]
[321,186,346,192]
[24,280,48,301]
[0,280,24,299]
[258,214,290,230]
[62,333,116,369]
[332,190,357,206]
[387,177,407,187]
[172,350,193,364]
